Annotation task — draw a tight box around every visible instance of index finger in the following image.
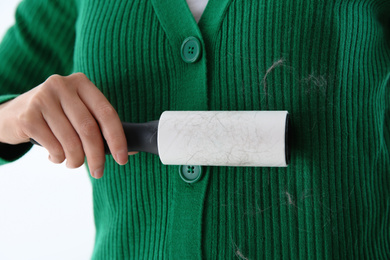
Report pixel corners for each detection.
[71,74,128,165]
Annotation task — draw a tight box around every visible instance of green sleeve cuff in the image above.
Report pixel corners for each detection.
[0,94,33,166]
[0,94,18,104]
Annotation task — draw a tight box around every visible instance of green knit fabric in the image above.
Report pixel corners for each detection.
[1,0,390,259]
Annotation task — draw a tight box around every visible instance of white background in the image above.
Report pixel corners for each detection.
[0,1,95,260]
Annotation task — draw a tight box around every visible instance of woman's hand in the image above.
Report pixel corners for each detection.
[0,73,131,179]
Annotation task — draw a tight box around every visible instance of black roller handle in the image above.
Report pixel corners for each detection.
[30,120,160,155]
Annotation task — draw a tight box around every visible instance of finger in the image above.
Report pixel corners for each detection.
[23,114,65,164]
[73,74,128,166]
[58,96,106,178]
[41,100,86,169]
[128,152,138,155]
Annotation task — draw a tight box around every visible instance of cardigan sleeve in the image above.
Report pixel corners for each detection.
[0,0,77,166]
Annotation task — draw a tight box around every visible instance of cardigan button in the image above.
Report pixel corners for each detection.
[179,165,202,183]
[181,36,202,63]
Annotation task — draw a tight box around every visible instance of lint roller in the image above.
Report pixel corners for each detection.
[32,111,290,167]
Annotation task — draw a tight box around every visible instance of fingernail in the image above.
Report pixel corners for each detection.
[94,167,104,179]
[115,151,128,165]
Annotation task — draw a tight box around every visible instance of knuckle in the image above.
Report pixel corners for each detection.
[72,72,88,80]
[67,158,85,169]
[64,145,85,169]
[28,91,48,109]
[97,105,117,121]
[25,88,50,111]
[50,145,65,158]
[17,111,37,134]
[43,74,70,93]
[45,74,64,87]
[69,158,85,168]
[63,135,82,152]
[80,119,100,137]
[50,152,65,164]
[52,158,65,164]
[47,74,62,81]
[68,73,90,85]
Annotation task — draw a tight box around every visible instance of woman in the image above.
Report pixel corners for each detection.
[0,0,389,259]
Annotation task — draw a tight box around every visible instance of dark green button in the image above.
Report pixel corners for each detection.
[181,36,202,63]
[179,165,202,183]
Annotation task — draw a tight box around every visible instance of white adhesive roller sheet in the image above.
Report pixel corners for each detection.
[158,111,290,167]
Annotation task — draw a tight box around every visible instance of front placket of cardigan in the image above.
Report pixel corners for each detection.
[151,0,231,259]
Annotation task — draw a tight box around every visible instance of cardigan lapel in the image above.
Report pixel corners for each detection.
[151,0,202,51]
[151,0,233,54]
[198,0,234,47]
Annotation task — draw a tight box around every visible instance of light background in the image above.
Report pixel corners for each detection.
[0,1,95,260]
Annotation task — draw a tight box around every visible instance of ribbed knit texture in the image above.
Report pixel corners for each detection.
[1,0,390,259]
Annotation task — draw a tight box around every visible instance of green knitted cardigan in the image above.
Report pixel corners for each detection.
[1,0,390,259]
